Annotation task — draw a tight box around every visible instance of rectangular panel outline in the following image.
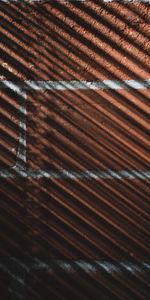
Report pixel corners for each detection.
[0,80,150,180]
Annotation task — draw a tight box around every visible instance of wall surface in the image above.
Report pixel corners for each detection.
[0,0,150,299]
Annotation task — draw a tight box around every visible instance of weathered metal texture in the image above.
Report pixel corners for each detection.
[0,1,150,299]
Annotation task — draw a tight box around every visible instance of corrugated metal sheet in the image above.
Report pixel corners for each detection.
[0,1,150,299]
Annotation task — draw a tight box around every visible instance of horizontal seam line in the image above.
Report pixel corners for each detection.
[1,0,150,3]
[0,169,150,179]
[1,260,150,274]
[0,79,150,90]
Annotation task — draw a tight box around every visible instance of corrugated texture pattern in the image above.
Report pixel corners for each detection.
[0,1,150,299]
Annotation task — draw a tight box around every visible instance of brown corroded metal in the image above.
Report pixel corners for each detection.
[0,1,150,299]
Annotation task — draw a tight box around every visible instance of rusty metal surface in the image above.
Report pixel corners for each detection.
[0,1,150,299]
